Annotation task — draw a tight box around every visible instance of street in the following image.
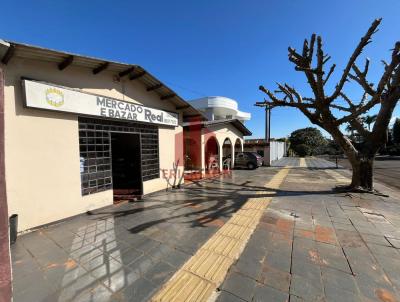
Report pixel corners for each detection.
[324,156,400,191]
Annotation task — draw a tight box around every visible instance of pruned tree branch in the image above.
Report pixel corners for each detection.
[328,18,382,102]
[336,42,400,125]
[349,118,370,137]
[323,64,336,85]
[349,62,376,95]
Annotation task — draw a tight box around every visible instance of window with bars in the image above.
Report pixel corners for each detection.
[79,117,159,195]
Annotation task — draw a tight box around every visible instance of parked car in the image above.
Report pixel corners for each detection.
[234,152,263,169]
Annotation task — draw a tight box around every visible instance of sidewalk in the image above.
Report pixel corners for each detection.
[11,158,400,301]
[217,158,400,302]
[11,167,279,302]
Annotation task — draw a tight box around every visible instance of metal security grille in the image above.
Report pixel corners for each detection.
[78,117,159,195]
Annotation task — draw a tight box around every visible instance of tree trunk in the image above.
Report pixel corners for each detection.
[349,156,374,191]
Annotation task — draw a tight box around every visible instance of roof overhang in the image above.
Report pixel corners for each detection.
[0,39,206,120]
[183,119,252,136]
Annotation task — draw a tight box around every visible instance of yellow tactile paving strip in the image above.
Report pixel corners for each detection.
[324,169,350,184]
[299,157,307,167]
[151,167,290,302]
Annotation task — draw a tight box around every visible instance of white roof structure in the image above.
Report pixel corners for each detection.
[189,96,251,123]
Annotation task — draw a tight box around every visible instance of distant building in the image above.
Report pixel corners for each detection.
[244,139,287,166]
[189,96,251,123]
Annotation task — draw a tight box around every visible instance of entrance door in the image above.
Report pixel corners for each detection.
[111,133,142,201]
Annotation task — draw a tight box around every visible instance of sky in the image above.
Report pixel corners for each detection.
[1,0,400,138]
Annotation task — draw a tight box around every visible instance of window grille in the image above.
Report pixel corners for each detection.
[78,117,159,195]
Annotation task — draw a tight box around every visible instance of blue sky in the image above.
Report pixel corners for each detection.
[1,0,400,138]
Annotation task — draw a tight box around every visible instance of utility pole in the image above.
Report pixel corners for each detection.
[255,101,272,143]
[255,101,273,166]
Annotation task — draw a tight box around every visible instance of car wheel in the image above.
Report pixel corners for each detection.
[247,162,255,170]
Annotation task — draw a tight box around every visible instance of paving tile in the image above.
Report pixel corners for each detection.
[144,261,175,284]
[294,229,315,240]
[324,283,362,302]
[332,222,355,231]
[69,243,104,265]
[335,230,365,248]
[292,238,321,267]
[162,249,191,268]
[174,241,200,255]
[240,243,267,265]
[253,284,289,302]
[12,255,42,278]
[217,290,246,302]
[71,284,114,302]
[355,273,400,302]
[43,260,87,291]
[316,242,351,273]
[330,217,351,225]
[291,258,322,284]
[13,284,59,302]
[315,225,338,245]
[294,221,314,232]
[264,250,291,273]
[233,256,263,281]
[12,269,52,296]
[387,238,400,249]
[289,295,307,302]
[367,242,400,259]
[81,254,122,277]
[290,274,324,302]
[56,272,101,302]
[20,232,61,256]
[321,267,358,294]
[128,255,156,277]
[116,277,158,302]
[359,234,391,246]
[114,246,143,265]
[221,272,256,301]
[98,266,140,293]
[259,262,291,292]
[119,233,148,246]
[135,238,161,253]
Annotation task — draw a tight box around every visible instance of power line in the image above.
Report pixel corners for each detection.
[163,81,206,98]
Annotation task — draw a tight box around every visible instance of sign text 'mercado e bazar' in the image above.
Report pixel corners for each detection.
[22,79,179,127]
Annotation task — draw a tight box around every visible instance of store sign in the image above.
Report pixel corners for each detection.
[22,80,179,127]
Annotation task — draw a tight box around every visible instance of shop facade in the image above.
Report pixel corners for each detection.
[0,40,207,232]
[0,41,253,300]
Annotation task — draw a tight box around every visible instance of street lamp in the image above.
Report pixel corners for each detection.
[255,101,273,143]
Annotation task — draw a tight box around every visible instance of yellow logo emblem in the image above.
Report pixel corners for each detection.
[46,88,64,107]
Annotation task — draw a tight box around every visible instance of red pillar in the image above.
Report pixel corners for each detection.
[0,66,12,302]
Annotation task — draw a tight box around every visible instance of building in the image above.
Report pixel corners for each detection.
[244,139,286,166]
[0,40,251,234]
[182,96,252,178]
[0,41,254,299]
[189,96,251,123]
[183,119,251,179]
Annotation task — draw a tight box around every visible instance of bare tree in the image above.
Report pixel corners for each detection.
[257,19,400,191]
[363,114,377,131]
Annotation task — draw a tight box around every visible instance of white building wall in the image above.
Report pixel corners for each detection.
[269,141,286,163]
[244,141,286,166]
